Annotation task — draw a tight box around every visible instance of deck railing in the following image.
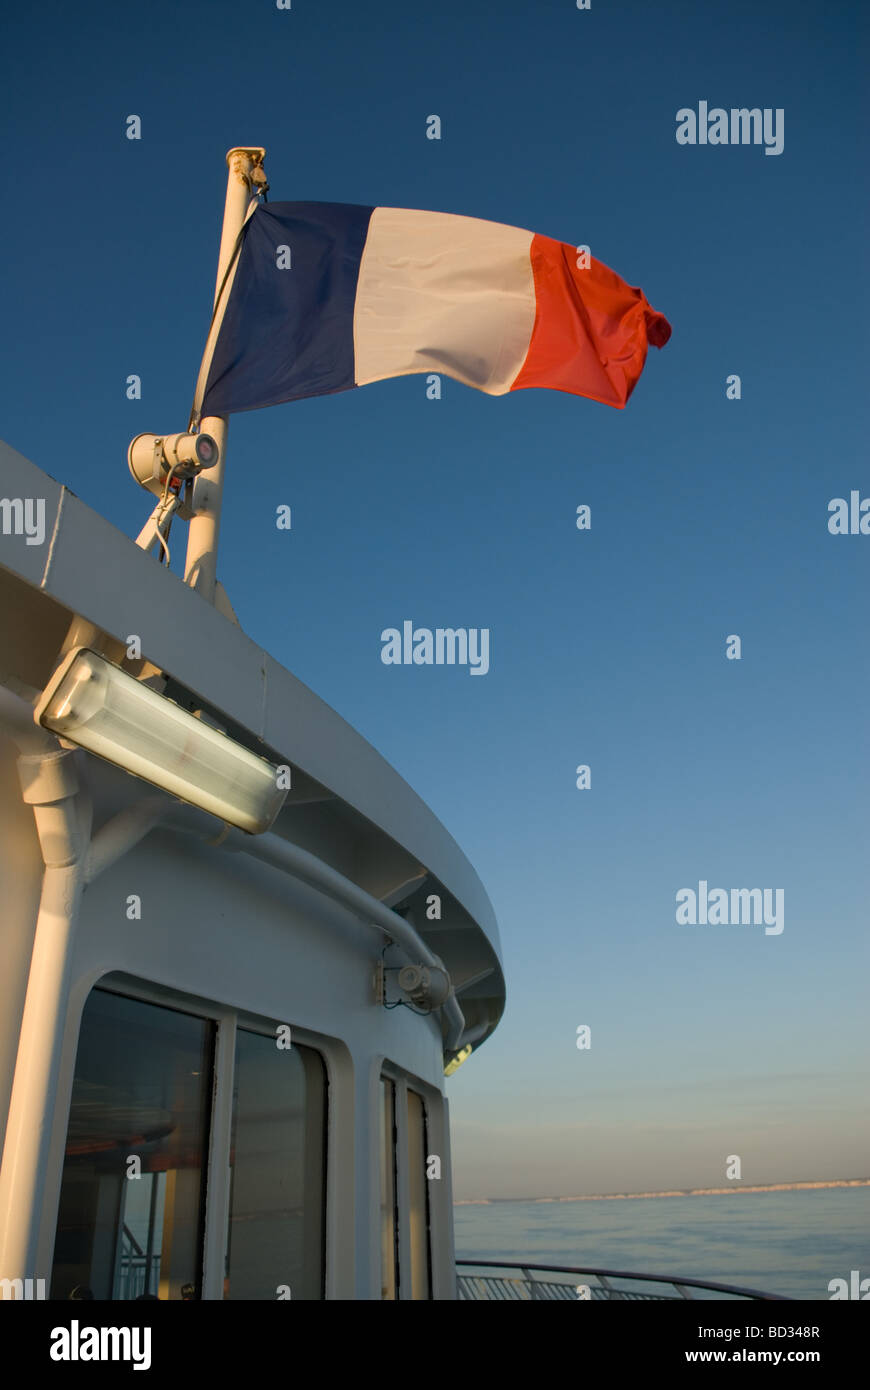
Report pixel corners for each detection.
[115,1225,161,1301]
[455,1260,790,1301]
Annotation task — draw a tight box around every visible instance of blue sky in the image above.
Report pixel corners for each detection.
[1,0,867,1198]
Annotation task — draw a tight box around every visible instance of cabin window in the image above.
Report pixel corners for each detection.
[50,988,213,1302]
[51,984,331,1301]
[380,1070,433,1299]
[224,1028,327,1300]
[380,1077,399,1299]
[406,1089,432,1299]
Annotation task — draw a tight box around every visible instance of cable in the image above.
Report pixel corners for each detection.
[154,525,171,568]
[187,196,261,432]
[384,1001,434,1020]
[153,462,184,566]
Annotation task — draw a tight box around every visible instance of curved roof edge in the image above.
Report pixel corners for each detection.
[0,438,505,1050]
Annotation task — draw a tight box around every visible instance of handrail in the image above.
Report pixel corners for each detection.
[121,1223,145,1258]
[455,1260,790,1300]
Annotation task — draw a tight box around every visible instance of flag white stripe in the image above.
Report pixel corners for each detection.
[353,207,537,395]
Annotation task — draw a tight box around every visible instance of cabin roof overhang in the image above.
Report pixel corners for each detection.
[0,437,505,1056]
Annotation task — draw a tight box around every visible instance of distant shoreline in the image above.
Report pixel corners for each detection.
[454,1178,870,1205]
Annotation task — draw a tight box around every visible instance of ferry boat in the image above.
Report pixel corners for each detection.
[0,149,784,1303]
[0,422,510,1299]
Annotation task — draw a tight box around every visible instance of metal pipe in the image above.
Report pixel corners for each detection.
[0,693,90,1289]
[0,685,56,755]
[184,147,265,602]
[51,768,466,1049]
[162,803,466,1050]
[84,794,171,883]
[79,788,465,1048]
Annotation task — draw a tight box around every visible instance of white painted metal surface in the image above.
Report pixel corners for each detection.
[0,438,504,1299]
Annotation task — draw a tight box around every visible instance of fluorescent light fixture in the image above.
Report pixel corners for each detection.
[35,648,287,834]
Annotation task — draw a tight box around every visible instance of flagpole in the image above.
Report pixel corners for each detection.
[184,146,266,602]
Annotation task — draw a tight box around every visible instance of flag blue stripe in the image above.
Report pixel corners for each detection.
[202,201,374,415]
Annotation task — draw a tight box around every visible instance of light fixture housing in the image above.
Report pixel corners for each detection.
[444,1044,473,1077]
[128,432,219,496]
[397,963,451,1008]
[35,648,287,834]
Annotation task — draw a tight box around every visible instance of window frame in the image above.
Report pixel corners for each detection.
[49,985,216,1302]
[379,1061,438,1301]
[379,1075,400,1299]
[62,974,332,1301]
[224,1020,329,1301]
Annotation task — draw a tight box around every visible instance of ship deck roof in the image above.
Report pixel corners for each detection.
[0,437,505,1055]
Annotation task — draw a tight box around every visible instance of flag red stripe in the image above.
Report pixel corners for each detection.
[511,234,671,408]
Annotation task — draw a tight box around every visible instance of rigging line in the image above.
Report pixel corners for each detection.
[187,196,261,432]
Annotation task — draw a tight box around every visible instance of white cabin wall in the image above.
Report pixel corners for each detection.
[35,823,451,1296]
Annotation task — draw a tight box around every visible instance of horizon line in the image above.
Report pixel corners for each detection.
[454,1177,870,1204]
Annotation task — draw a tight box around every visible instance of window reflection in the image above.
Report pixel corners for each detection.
[407,1090,431,1299]
[224,1029,326,1300]
[50,989,213,1301]
[380,1077,398,1299]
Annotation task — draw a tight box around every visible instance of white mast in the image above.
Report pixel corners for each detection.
[184,147,266,602]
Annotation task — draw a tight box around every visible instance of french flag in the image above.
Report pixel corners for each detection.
[201,203,671,416]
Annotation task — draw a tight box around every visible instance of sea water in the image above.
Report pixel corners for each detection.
[454,1188,870,1300]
